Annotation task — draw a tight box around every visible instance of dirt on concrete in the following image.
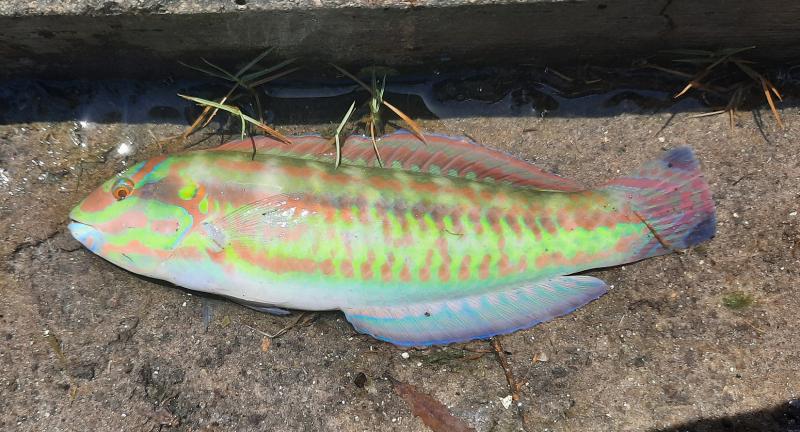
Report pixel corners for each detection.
[1,75,799,432]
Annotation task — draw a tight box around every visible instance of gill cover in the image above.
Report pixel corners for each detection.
[69,158,195,277]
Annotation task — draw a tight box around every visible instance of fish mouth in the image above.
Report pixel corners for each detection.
[68,220,104,253]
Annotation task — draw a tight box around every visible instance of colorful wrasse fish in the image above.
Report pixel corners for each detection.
[69,131,716,346]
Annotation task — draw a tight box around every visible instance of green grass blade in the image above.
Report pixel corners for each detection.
[242,58,298,83]
[335,101,357,169]
[179,94,242,114]
[179,60,234,81]
[178,94,291,144]
[235,47,275,78]
[248,66,302,87]
[201,58,249,88]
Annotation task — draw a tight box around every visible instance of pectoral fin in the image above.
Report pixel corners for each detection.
[243,304,292,316]
[343,276,608,347]
[201,193,308,250]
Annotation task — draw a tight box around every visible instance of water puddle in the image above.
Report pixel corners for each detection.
[0,68,713,128]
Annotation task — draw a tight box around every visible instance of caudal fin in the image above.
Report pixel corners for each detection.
[603,147,716,257]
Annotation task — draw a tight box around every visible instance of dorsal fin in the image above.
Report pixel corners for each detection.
[211,130,584,192]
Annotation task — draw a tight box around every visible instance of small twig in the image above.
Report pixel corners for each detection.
[490,337,521,401]
[740,318,766,334]
[732,172,754,186]
[248,136,257,161]
[369,121,383,167]
[654,112,677,136]
[241,312,307,339]
[44,331,78,400]
[633,210,676,252]
[687,110,727,119]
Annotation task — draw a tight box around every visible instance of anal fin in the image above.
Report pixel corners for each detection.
[343,276,608,347]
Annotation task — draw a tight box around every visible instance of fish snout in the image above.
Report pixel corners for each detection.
[68,221,105,253]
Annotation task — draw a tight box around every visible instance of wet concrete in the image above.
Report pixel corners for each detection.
[1,72,799,431]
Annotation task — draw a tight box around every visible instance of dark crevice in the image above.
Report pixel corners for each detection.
[658,0,676,33]
[6,228,62,265]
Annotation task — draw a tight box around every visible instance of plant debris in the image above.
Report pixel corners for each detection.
[388,376,476,432]
[644,47,784,129]
[334,101,357,169]
[179,48,298,144]
[491,337,521,402]
[44,330,78,399]
[260,337,272,352]
[179,95,290,145]
[241,312,316,343]
[723,291,754,310]
[331,64,427,166]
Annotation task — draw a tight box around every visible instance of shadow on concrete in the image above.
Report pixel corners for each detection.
[2,65,797,128]
[653,400,800,432]
[0,71,713,126]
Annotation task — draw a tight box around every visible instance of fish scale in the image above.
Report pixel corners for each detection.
[69,131,716,346]
[184,153,628,294]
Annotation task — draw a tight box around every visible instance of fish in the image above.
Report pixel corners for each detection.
[68,131,716,347]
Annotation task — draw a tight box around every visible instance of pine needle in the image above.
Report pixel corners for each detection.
[731,59,783,128]
[760,78,784,129]
[688,110,727,119]
[382,100,427,144]
[663,47,782,130]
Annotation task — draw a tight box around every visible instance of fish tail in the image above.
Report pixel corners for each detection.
[603,147,716,257]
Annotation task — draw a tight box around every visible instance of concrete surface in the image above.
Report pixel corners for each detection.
[1,73,799,431]
[2,0,800,79]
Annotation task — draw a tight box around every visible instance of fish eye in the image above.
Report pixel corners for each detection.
[112,178,135,201]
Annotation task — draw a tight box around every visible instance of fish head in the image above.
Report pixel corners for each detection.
[69,157,198,278]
